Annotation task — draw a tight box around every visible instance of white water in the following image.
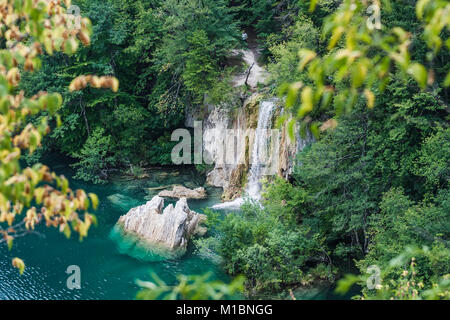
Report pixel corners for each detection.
[212,100,276,210]
[247,100,276,199]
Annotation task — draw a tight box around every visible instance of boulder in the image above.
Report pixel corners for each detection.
[158,185,207,199]
[117,196,206,255]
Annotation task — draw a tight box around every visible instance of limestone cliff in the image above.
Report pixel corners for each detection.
[186,94,313,202]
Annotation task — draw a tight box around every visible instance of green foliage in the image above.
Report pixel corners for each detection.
[267,15,320,88]
[202,197,330,295]
[182,30,218,102]
[336,247,450,300]
[136,273,245,300]
[0,0,109,271]
[71,127,115,184]
[356,188,450,289]
[281,0,449,132]
[191,0,450,301]
[20,0,240,183]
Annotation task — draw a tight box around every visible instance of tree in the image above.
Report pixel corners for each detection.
[0,0,117,274]
[182,30,218,102]
[282,0,449,136]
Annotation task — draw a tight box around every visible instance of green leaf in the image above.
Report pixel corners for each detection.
[46,93,63,114]
[89,193,99,210]
[12,258,25,275]
[416,0,430,19]
[286,82,302,109]
[287,119,296,141]
[298,87,314,118]
[407,63,427,89]
[298,49,316,71]
[444,72,450,87]
[309,0,318,13]
[364,89,375,109]
[63,224,71,239]
[335,274,360,295]
[310,122,320,139]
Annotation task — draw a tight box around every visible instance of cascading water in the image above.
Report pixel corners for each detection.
[212,100,276,210]
[246,100,276,200]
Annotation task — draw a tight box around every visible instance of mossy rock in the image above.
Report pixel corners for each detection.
[244,94,262,129]
[222,164,247,201]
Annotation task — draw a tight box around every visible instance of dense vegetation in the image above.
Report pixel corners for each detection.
[3,0,448,300]
[0,0,104,274]
[21,0,241,183]
[194,0,449,299]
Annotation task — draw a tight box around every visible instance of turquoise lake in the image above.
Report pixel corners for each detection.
[0,156,230,300]
[0,156,346,300]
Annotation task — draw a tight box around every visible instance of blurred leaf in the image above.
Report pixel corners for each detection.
[407,63,427,88]
[12,258,25,275]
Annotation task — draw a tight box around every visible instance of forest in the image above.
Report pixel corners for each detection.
[0,0,449,300]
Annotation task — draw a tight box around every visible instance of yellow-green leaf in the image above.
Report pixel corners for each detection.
[310,122,320,139]
[298,49,317,71]
[89,193,99,210]
[7,237,13,251]
[287,119,296,141]
[12,258,25,275]
[298,87,314,118]
[416,0,430,19]
[309,0,318,13]
[407,63,427,89]
[364,89,375,109]
[63,225,71,239]
[444,72,450,87]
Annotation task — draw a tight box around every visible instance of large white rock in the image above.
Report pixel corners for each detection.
[117,196,206,255]
[158,185,207,199]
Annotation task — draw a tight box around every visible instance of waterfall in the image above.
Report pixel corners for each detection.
[246,100,276,200]
[211,100,276,210]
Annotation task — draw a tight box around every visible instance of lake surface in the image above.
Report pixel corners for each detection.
[0,157,228,300]
[0,156,349,300]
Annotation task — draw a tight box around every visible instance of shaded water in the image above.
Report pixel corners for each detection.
[0,156,227,300]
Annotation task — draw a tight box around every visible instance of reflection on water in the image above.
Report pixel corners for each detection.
[109,224,185,262]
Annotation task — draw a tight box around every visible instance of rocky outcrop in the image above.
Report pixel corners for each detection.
[185,84,313,202]
[222,164,246,201]
[158,185,207,199]
[203,94,259,193]
[277,115,315,179]
[117,196,206,256]
[230,37,268,89]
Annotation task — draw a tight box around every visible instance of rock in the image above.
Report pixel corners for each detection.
[158,185,207,199]
[206,166,230,188]
[243,94,261,129]
[222,164,246,201]
[203,95,258,193]
[117,196,206,255]
[231,48,268,89]
[147,184,176,192]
